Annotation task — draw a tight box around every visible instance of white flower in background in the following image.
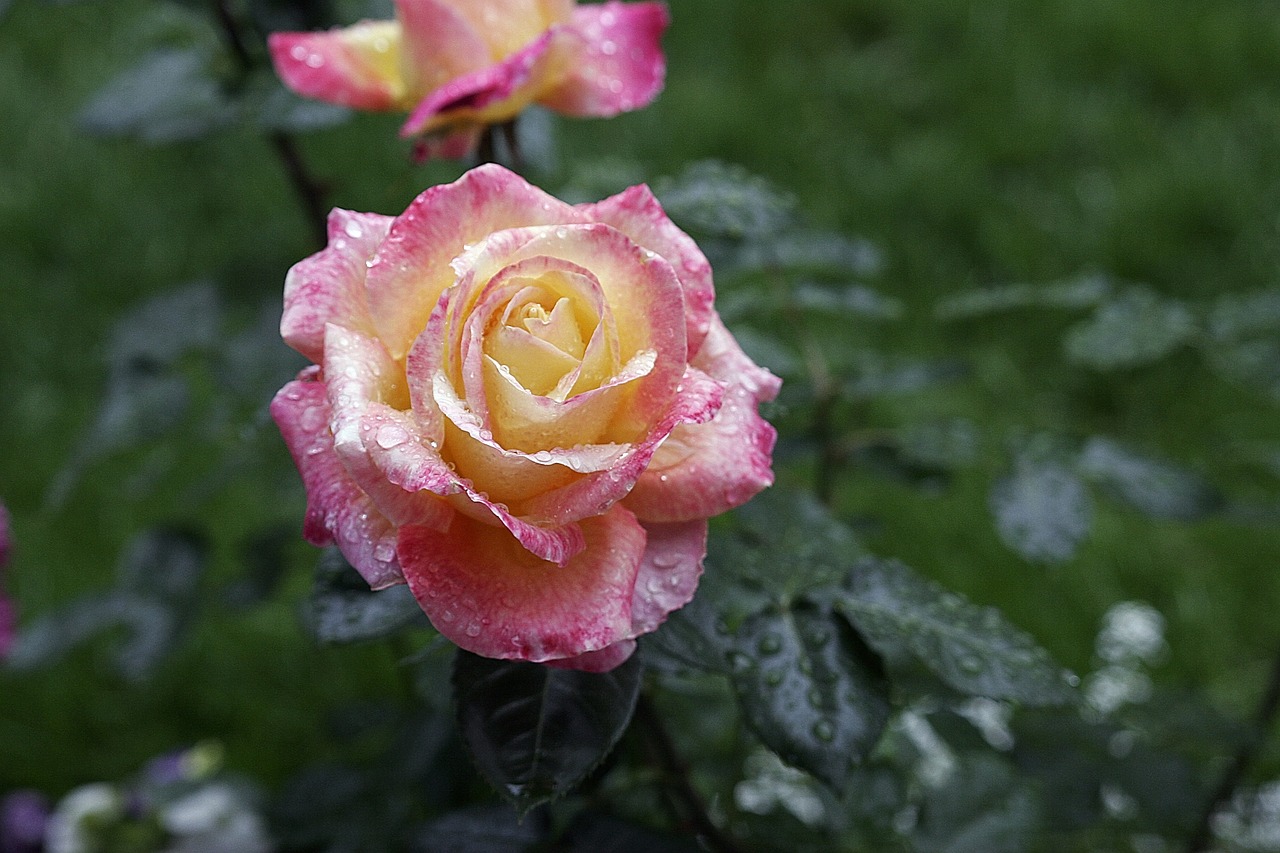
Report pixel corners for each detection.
[159,783,271,853]
[45,784,122,853]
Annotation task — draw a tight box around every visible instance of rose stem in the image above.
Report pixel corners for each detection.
[1185,639,1280,852]
[634,693,748,853]
[475,121,523,174]
[210,0,330,250]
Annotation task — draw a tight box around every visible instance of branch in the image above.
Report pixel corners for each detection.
[634,693,748,853]
[1185,642,1280,853]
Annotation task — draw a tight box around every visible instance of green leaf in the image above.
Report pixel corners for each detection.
[655,161,796,239]
[990,454,1092,564]
[844,354,968,400]
[1207,288,1280,341]
[1063,286,1197,369]
[833,558,1076,705]
[1207,338,1280,399]
[728,230,884,277]
[1077,437,1221,520]
[935,273,1111,320]
[78,48,237,144]
[452,651,642,813]
[252,75,353,134]
[639,595,732,676]
[115,526,207,606]
[911,754,1042,853]
[729,605,890,791]
[303,548,428,645]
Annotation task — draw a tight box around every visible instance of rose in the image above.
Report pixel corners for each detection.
[272,164,780,670]
[269,0,669,158]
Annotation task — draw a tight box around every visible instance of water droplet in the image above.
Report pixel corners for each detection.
[465,621,482,637]
[344,220,363,239]
[375,424,409,449]
[651,553,679,569]
[305,54,324,69]
[290,45,308,61]
[764,670,783,687]
[758,633,782,655]
[812,720,835,742]
[601,40,617,55]
[374,540,396,562]
[300,406,325,432]
[959,655,984,674]
[727,651,752,673]
[440,608,456,622]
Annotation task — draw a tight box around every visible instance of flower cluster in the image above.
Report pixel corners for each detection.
[273,165,779,670]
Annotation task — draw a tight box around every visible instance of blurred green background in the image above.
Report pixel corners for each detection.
[2,0,1279,825]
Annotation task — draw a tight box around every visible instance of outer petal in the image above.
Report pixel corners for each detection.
[579,183,715,359]
[400,30,568,138]
[281,209,392,364]
[538,1,669,117]
[396,0,489,94]
[271,377,407,589]
[399,504,645,662]
[269,23,407,111]
[366,164,581,360]
[624,315,781,523]
[443,0,575,58]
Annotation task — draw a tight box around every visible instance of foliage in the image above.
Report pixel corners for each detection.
[3,0,1280,850]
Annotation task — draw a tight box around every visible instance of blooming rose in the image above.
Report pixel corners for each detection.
[269,0,668,157]
[272,165,780,670]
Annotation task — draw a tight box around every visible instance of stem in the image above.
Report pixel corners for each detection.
[475,120,522,172]
[211,0,330,250]
[634,693,748,853]
[1185,643,1280,853]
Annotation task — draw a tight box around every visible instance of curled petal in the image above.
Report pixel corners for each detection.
[281,209,391,364]
[539,1,669,117]
[395,0,489,94]
[547,640,636,672]
[517,364,724,524]
[399,504,645,663]
[446,0,575,58]
[629,519,707,635]
[579,183,715,359]
[271,378,406,589]
[367,165,580,359]
[269,23,408,111]
[400,30,567,138]
[625,315,782,523]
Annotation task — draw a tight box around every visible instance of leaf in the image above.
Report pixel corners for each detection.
[115,526,208,606]
[1207,338,1280,399]
[560,813,704,852]
[729,605,890,791]
[639,595,732,676]
[935,273,1112,320]
[911,754,1042,853]
[1063,286,1197,370]
[412,805,543,853]
[989,455,1092,564]
[303,548,428,645]
[452,650,642,813]
[1077,437,1221,520]
[728,230,884,278]
[78,48,237,144]
[106,282,221,372]
[5,592,175,682]
[253,76,353,134]
[844,354,968,399]
[832,558,1076,705]
[1207,288,1280,341]
[655,161,796,239]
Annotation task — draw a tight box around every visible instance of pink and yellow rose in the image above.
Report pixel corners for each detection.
[269,0,668,157]
[272,165,779,670]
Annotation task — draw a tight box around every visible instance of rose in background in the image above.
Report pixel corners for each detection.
[272,164,779,671]
[270,0,668,158]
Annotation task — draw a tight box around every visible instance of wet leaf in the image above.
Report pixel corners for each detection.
[1063,286,1196,369]
[935,273,1111,320]
[1078,437,1220,520]
[990,455,1092,564]
[832,558,1075,705]
[303,548,427,645]
[452,651,642,813]
[730,605,890,791]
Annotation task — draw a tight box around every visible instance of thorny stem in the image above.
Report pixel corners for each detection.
[1185,642,1280,853]
[211,0,330,250]
[634,693,748,853]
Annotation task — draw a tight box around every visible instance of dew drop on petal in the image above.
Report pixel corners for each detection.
[344,221,364,239]
[375,424,410,449]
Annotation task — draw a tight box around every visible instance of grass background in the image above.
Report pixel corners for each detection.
[2,0,1279,810]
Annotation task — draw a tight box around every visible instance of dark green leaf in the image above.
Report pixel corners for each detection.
[833,558,1075,705]
[452,650,642,812]
[639,595,732,676]
[730,605,890,791]
[1208,338,1280,399]
[1077,437,1221,520]
[935,273,1111,320]
[6,592,175,682]
[78,49,237,143]
[412,806,543,853]
[107,281,220,371]
[115,526,207,605]
[655,161,796,239]
[1063,286,1196,369]
[990,455,1092,564]
[911,754,1042,853]
[303,548,428,644]
[560,813,703,852]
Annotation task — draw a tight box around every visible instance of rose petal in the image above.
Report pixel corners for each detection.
[367,165,581,359]
[271,378,407,589]
[624,315,782,522]
[446,0,575,59]
[629,519,707,635]
[396,0,489,94]
[281,209,391,364]
[269,23,407,111]
[399,504,645,662]
[546,640,636,672]
[516,363,724,525]
[400,29,569,138]
[539,1,669,117]
[579,183,715,360]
